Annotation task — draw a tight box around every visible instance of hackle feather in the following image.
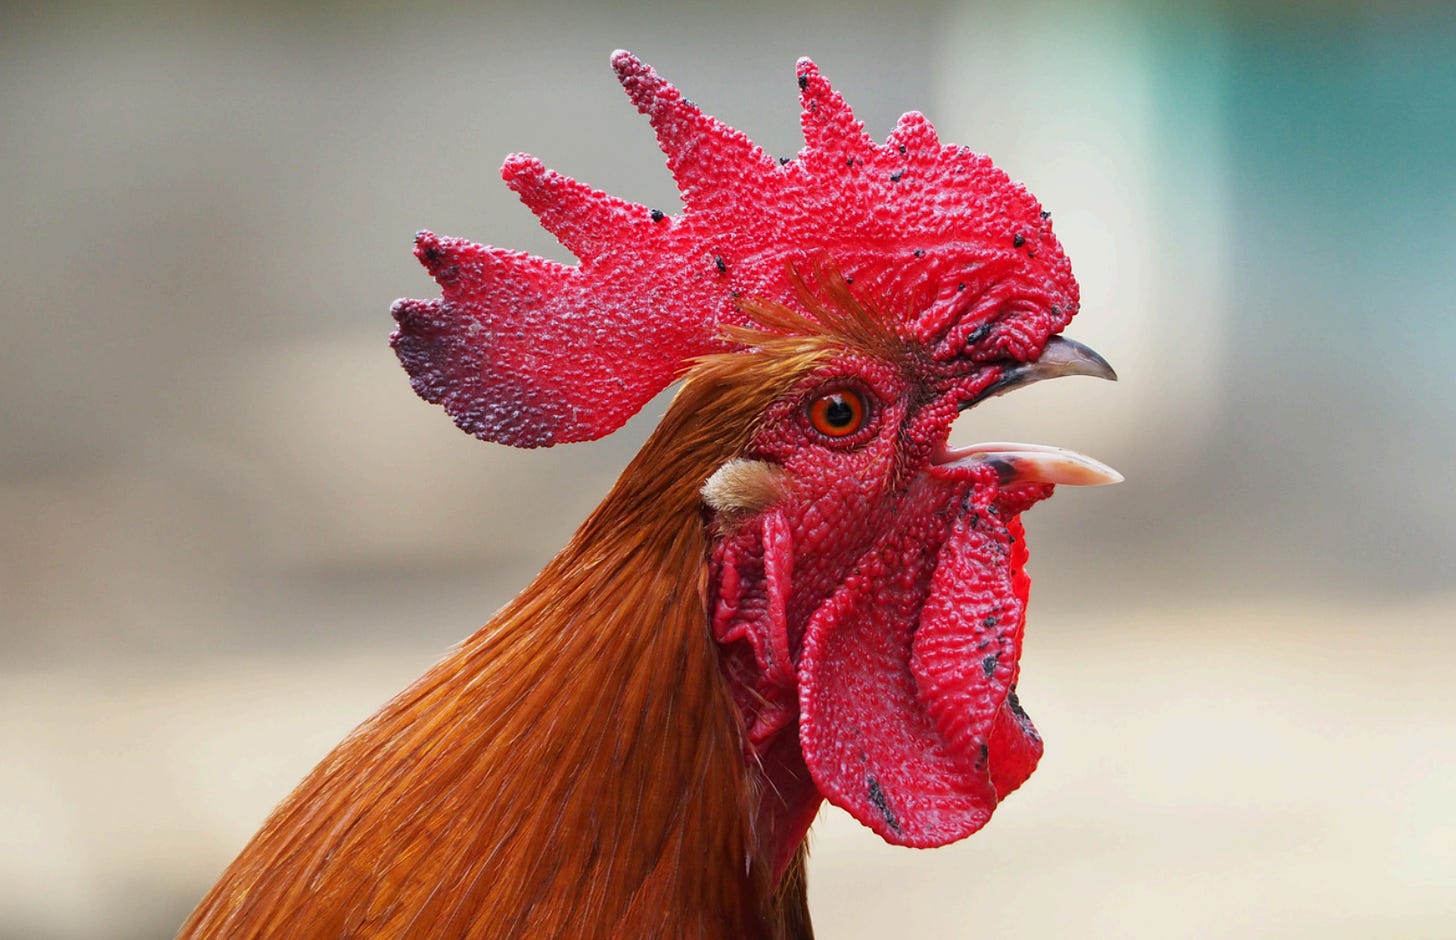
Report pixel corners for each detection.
[179,326,859,939]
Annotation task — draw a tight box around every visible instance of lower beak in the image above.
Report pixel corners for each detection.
[933,441,1123,486]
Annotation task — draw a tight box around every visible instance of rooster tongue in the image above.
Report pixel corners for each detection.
[797,476,1045,847]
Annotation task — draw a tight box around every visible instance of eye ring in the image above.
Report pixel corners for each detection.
[808,388,868,439]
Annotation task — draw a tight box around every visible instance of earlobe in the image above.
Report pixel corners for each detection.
[710,507,798,745]
[702,458,790,518]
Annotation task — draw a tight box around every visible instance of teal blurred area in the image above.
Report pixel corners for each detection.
[1,2,1452,937]
[1215,7,1456,594]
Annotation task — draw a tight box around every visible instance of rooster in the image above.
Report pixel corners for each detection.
[179,52,1118,939]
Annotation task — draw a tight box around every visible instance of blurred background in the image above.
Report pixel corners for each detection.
[2,1,1453,937]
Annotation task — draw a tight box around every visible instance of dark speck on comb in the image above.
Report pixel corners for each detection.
[649,208,665,222]
[866,776,901,834]
[1013,233,1026,248]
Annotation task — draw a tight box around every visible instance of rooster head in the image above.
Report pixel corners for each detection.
[392,52,1117,853]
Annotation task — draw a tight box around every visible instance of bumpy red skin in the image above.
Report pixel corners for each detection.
[392,53,1080,856]
[710,352,1050,868]
[391,52,1075,447]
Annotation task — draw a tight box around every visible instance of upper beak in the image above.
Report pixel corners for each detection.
[961,335,1117,410]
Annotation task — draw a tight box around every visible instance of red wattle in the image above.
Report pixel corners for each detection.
[796,475,1043,847]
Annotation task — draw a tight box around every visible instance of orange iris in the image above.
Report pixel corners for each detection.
[809,389,866,438]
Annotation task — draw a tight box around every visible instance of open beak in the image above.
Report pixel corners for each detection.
[939,335,1122,487]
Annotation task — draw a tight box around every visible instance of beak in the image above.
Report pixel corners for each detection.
[933,441,1124,486]
[940,335,1122,486]
[962,335,1117,410]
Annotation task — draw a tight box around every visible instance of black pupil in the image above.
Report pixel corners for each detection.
[823,395,855,428]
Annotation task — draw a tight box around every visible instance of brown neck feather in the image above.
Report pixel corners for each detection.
[179,347,830,940]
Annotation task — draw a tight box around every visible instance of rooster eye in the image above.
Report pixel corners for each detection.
[808,389,867,439]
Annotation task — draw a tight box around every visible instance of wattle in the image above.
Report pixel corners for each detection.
[796,472,1046,846]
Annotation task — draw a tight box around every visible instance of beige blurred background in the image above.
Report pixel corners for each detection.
[3,1,1454,937]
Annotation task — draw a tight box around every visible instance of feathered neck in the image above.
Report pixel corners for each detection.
[179,345,829,940]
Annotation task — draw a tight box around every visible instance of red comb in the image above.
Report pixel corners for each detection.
[391,51,1077,447]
